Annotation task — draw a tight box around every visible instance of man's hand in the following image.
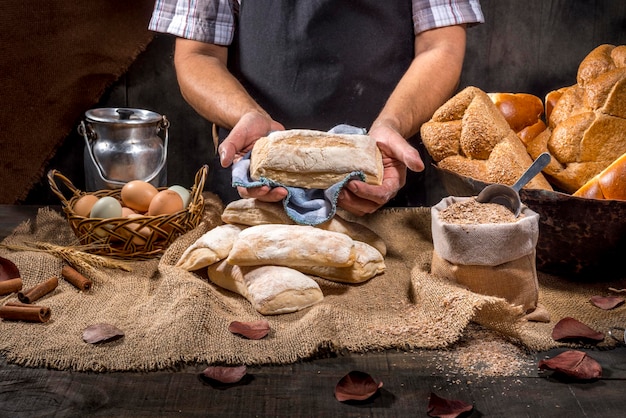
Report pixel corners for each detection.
[337,123,424,216]
[217,111,287,202]
[218,111,284,167]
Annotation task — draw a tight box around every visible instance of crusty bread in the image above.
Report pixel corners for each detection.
[249,129,383,189]
[221,198,387,256]
[207,261,324,315]
[176,224,244,271]
[573,152,626,200]
[293,241,385,284]
[531,44,626,192]
[226,224,356,268]
[421,86,553,191]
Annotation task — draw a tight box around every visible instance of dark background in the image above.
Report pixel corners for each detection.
[23,0,626,205]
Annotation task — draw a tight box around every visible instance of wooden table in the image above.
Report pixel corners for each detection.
[1,205,625,417]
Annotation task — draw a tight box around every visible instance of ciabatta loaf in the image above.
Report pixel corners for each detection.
[226,224,356,268]
[221,198,387,255]
[250,129,383,189]
[207,261,324,315]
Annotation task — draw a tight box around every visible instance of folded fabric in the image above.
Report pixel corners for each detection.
[231,125,368,226]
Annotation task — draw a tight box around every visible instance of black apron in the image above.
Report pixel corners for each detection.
[214,0,445,206]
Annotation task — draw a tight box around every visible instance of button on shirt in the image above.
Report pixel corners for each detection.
[148,0,484,44]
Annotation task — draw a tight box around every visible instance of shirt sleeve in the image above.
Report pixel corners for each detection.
[148,0,237,45]
[412,0,485,34]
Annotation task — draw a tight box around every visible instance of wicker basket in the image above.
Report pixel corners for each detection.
[47,165,208,259]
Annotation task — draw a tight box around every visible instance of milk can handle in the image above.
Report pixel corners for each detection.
[78,121,108,182]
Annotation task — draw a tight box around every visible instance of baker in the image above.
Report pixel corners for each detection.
[148,0,484,216]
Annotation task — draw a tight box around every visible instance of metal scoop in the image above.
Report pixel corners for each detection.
[476,152,551,217]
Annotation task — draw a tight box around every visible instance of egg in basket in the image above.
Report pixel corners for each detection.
[47,165,207,259]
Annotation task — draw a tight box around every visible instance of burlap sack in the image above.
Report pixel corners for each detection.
[431,196,542,315]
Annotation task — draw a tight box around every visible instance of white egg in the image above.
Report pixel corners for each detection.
[89,196,123,219]
[168,185,191,208]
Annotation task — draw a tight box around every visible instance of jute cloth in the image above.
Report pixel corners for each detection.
[1,198,624,372]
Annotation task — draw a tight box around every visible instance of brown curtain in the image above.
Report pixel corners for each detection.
[0,1,156,204]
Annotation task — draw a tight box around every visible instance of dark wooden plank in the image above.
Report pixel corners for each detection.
[1,349,626,417]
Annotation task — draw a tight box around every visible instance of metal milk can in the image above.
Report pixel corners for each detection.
[79,108,169,191]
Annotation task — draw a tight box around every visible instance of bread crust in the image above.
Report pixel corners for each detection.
[250,129,383,189]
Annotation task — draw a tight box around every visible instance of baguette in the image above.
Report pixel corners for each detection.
[249,129,383,189]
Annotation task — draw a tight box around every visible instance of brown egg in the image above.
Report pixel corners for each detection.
[121,180,159,212]
[121,206,137,217]
[148,190,184,216]
[74,194,99,217]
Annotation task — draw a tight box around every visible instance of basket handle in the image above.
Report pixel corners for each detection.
[47,169,82,206]
[188,165,209,207]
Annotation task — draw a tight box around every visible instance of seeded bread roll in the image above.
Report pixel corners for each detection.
[249,129,383,189]
[526,44,626,192]
[420,86,553,191]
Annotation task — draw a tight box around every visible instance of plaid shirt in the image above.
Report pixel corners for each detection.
[148,0,484,45]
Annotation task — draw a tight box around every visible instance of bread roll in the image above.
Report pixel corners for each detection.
[573,152,626,200]
[293,241,385,283]
[221,198,387,255]
[226,224,356,268]
[249,129,383,189]
[207,261,324,315]
[176,224,244,271]
[488,92,544,133]
[421,86,553,191]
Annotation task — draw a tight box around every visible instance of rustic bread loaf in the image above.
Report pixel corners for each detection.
[226,224,356,268]
[176,224,244,271]
[221,198,387,255]
[292,241,385,283]
[207,261,324,315]
[249,129,383,189]
[420,86,553,190]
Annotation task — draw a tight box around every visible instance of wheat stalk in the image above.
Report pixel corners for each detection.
[0,241,133,273]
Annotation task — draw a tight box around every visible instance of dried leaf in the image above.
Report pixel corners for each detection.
[590,295,625,310]
[228,320,270,340]
[0,256,20,281]
[427,392,473,418]
[334,370,383,402]
[202,365,247,384]
[82,323,125,344]
[538,350,602,380]
[552,317,604,342]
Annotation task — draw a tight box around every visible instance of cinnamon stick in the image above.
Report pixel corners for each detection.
[0,302,51,322]
[17,276,58,304]
[0,278,23,296]
[61,265,92,291]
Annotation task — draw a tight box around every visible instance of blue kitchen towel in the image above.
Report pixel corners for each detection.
[231,125,368,226]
